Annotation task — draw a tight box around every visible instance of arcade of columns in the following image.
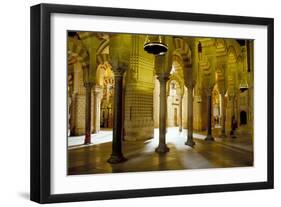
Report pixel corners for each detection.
[68,32,254,163]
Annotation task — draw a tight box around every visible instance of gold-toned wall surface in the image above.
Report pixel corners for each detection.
[124,35,155,141]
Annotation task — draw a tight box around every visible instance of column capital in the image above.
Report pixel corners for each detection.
[219,88,227,96]
[186,80,196,90]
[204,86,214,96]
[156,73,170,83]
[93,84,102,94]
[84,82,93,88]
[112,67,127,78]
[93,87,103,102]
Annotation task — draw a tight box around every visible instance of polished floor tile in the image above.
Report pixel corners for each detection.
[68,127,253,175]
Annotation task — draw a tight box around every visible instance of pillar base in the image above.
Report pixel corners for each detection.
[185,139,195,147]
[205,135,215,141]
[93,130,99,134]
[219,133,227,138]
[84,134,91,145]
[230,130,237,138]
[155,144,169,153]
[107,154,127,164]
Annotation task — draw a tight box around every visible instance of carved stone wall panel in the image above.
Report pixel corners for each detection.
[72,94,86,135]
[124,36,155,141]
[124,84,154,141]
[193,92,207,131]
[153,77,160,128]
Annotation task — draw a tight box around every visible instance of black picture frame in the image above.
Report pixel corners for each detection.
[30,3,274,204]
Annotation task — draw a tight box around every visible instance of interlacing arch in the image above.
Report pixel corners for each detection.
[94,36,115,89]
[173,37,191,68]
[215,39,227,54]
[67,35,90,69]
[96,37,110,65]
[172,52,184,69]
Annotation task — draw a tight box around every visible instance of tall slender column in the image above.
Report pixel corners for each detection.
[185,83,195,146]
[230,94,237,138]
[236,90,240,126]
[93,85,101,133]
[220,91,227,138]
[179,95,183,132]
[155,74,170,153]
[205,88,215,141]
[84,83,93,144]
[107,72,127,163]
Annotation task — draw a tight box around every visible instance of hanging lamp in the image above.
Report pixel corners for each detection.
[239,78,249,92]
[144,35,168,55]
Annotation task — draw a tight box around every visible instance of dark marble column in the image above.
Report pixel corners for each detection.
[230,94,237,138]
[220,91,227,138]
[179,95,183,132]
[84,82,93,144]
[205,88,215,141]
[185,84,195,147]
[93,89,98,133]
[155,74,170,153]
[107,73,127,163]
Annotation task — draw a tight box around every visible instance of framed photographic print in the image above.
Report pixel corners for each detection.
[30,3,274,203]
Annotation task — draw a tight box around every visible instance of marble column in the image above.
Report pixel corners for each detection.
[205,88,215,141]
[93,85,101,134]
[84,82,93,144]
[236,90,240,126]
[179,95,183,132]
[108,71,127,163]
[230,94,237,138]
[69,93,76,136]
[185,83,195,147]
[155,73,170,153]
[220,91,227,138]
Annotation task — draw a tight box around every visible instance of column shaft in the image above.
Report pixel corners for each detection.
[155,75,169,153]
[230,95,237,138]
[205,90,214,141]
[108,75,127,163]
[179,96,183,132]
[220,93,227,137]
[84,83,92,144]
[185,86,195,146]
[93,88,100,133]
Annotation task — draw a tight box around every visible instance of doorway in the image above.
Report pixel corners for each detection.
[240,111,247,125]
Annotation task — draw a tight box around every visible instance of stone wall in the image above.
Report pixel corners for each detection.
[124,35,155,141]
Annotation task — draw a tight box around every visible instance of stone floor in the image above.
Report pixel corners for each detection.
[68,127,253,175]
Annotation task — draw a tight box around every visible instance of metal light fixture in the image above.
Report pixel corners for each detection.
[239,79,249,92]
[198,41,202,61]
[144,35,168,55]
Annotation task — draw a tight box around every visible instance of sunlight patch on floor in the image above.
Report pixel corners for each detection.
[68,127,204,149]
